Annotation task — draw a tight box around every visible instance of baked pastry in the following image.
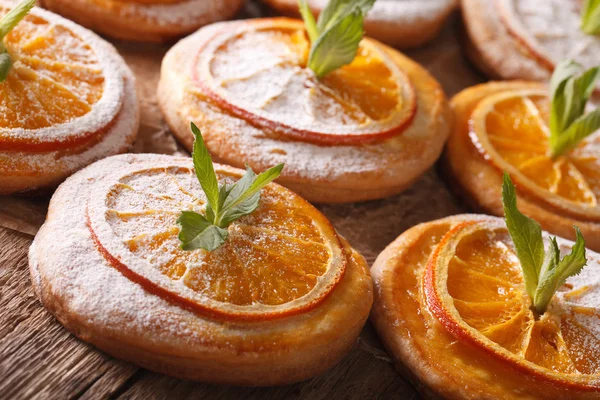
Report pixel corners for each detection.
[0,2,139,195]
[29,152,373,385]
[261,0,459,48]
[445,78,600,251]
[158,18,451,203]
[371,214,600,399]
[462,0,599,81]
[38,0,245,42]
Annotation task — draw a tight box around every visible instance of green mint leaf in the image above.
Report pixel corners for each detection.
[0,52,11,82]
[308,7,364,78]
[0,0,35,39]
[582,0,600,35]
[549,61,600,158]
[316,0,375,33]
[190,122,220,220]
[502,173,545,299]
[222,166,256,211]
[534,227,587,314]
[221,164,284,215]
[298,0,319,42]
[219,192,261,227]
[177,211,229,252]
[551,108,600,157]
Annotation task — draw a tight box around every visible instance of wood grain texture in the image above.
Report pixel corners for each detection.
[0,2,482,399]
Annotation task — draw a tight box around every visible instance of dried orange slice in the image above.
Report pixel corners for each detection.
[469,88,600,221]
[371,215,600,398]
[0,4,138,194]
[192,19,417,145]
[31,153,373,385]
[424,219,600,390]
[87,160,346,321]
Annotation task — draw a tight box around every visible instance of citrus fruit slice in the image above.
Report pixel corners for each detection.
[0,5,125,152]
[469,88,600,221]
[192,19,417,145]
[424,218,600,389]
[87,161,346,321]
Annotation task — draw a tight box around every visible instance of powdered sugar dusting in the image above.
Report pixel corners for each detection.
[499,0,600,72]
[0,3,139,190]
[0,3,126,143]
[164,22,448,188]
[196,21,412,136]
[83,157,343,315]
[29,154,371,359]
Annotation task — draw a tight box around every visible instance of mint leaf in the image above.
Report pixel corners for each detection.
[316,0,375,33]
[502,173,545,299]
[300,0,374,78]
[177,211,229,251]
[190,122,220,216]
[0,0,35,83]
[179,124,285,252]
[582,0,600,35]
[298,0,319,42]
[0,0,35,39]
[501,173,589,315]
[534,228,587,314]
[308,8,364,78]
[0,52,11,82]
[552,108,600,156]
[549,61,600,158]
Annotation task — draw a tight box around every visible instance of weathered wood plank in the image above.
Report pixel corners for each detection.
[0,228,139,400]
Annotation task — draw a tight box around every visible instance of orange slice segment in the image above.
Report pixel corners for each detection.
[0,7,123,152]
[424,220,600,390]
[87,165,346,321]
[192,19,416,145]
[469,88,600,221]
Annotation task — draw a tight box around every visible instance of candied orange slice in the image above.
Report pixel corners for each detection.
[0,6,124,152]
[87,164,346,321]
[469,89,600,221]
[192,19,416,145]
[424,219,600,390]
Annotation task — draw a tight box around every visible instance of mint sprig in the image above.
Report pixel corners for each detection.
[177,123,284,252]
[502,173,587,314]
[549,60,600,158]
[582,0,600,35]
[0,0,35,83]
[298,0,375,79]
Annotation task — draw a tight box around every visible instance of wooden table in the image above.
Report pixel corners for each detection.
[0,2,485,398]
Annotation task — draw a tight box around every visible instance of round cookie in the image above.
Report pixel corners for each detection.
[30,153,373,385]
[445,80,600,250]
[371,214,600,399]
[0,3,139,195]
[158,18,451,204]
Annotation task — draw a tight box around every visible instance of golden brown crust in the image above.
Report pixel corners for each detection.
[29,154,373,385]
[158,18,452,204]
[261,0,458,49]
[38,0,245,42]
[444,81,600,251]
[371,215,600,399]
